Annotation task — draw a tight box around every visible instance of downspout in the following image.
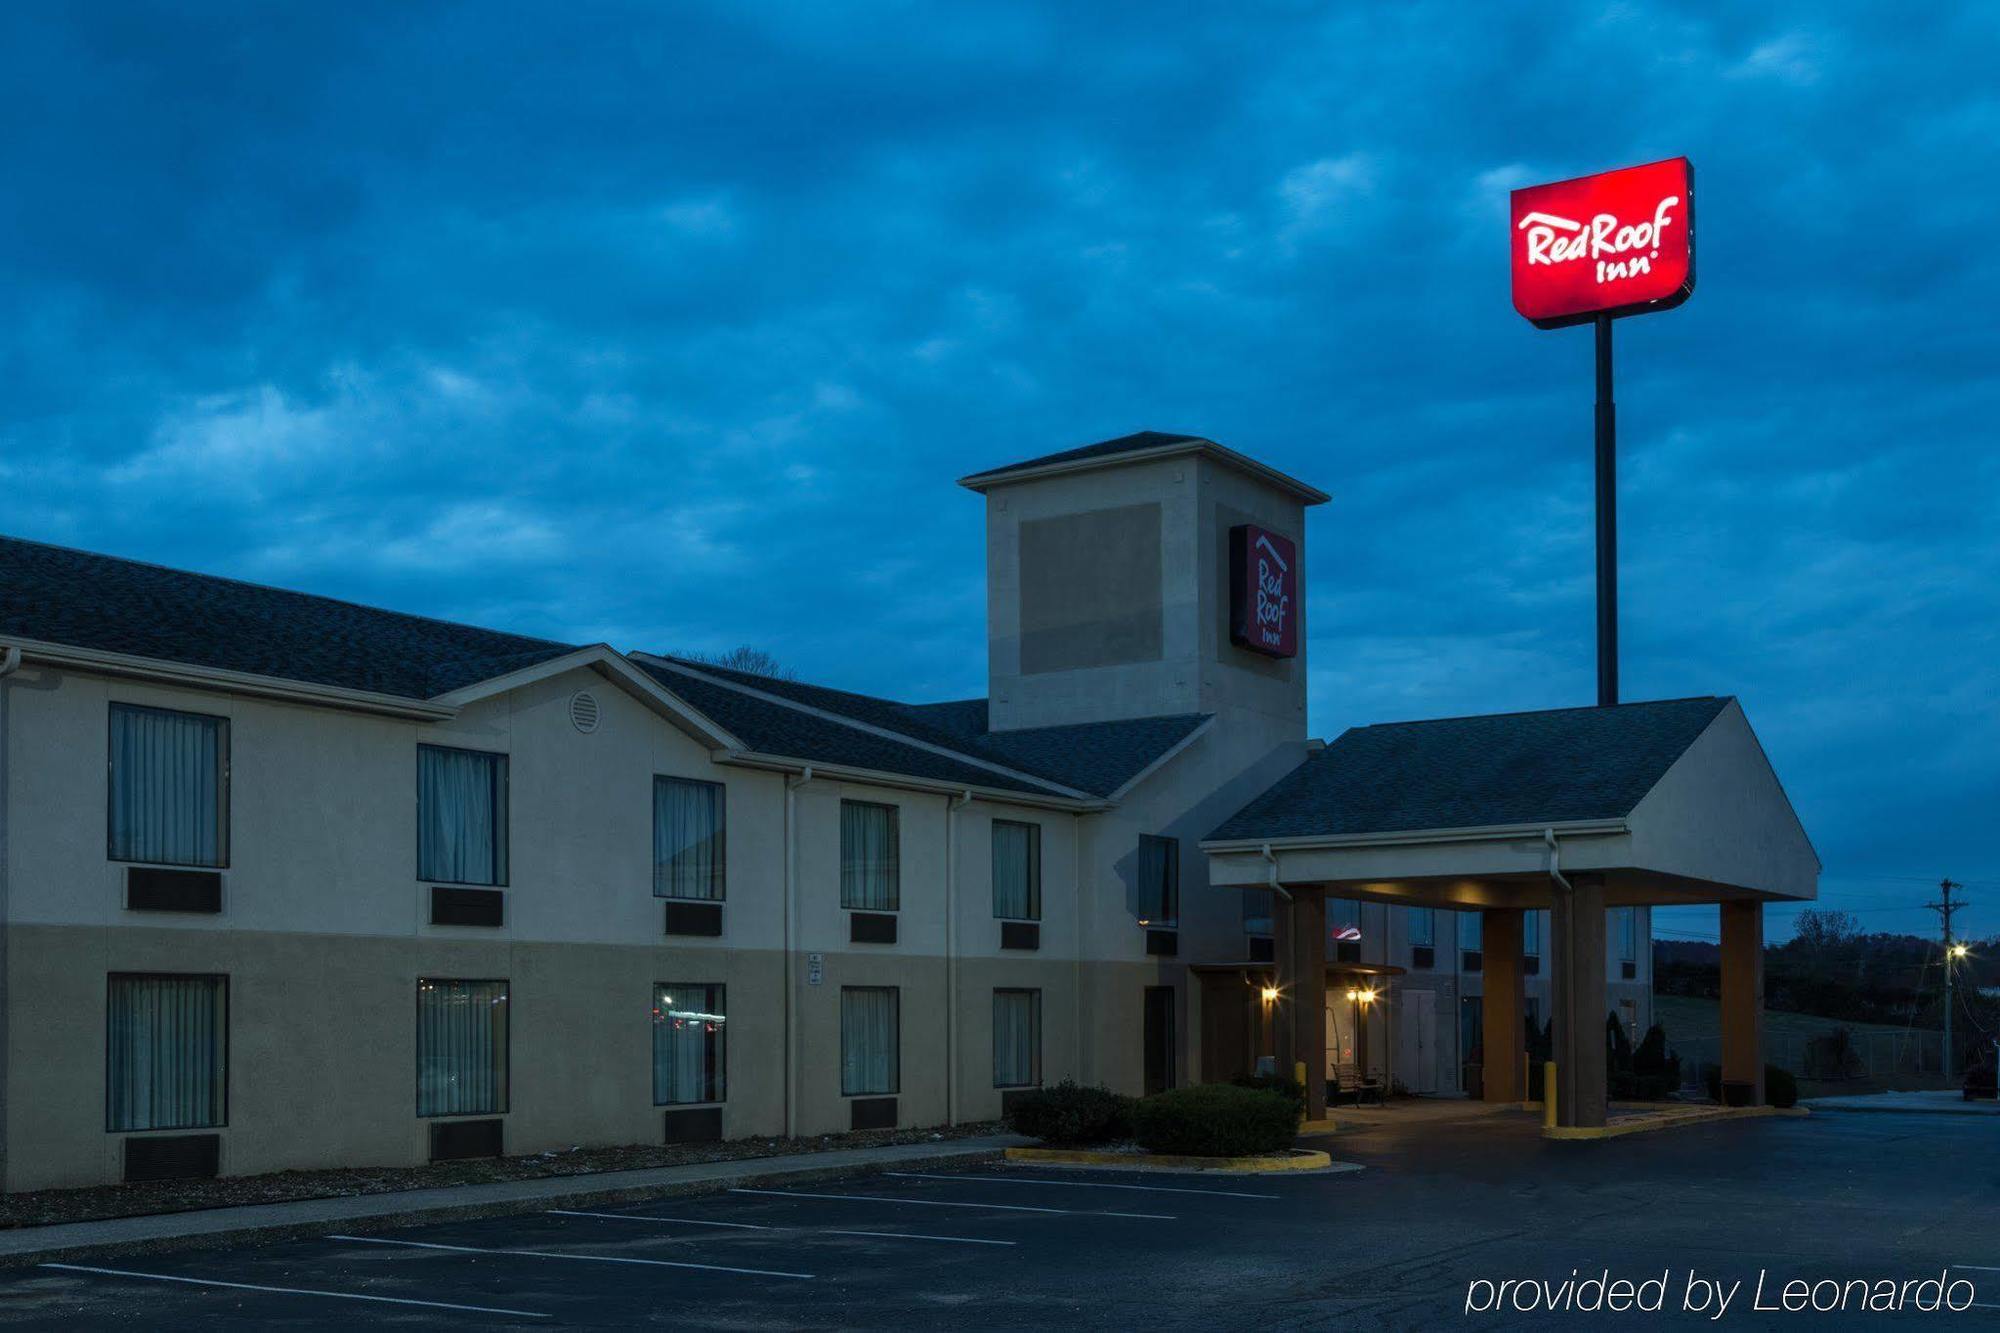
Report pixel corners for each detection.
[782,765,813,1138]
[0,646,18,1186]
[1544,826,1571,1118]
[1072,814,1085,1085]
[1543,827,1573,894]
[945,789,972,1125]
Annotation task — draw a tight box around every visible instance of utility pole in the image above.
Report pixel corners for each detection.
[1927,878,1967,1080]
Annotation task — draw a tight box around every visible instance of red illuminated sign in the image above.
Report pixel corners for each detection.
[1229,524,1297,659]
[1510,157,1694,328]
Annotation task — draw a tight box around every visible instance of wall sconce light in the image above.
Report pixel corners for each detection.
[1260,985,1280,1003]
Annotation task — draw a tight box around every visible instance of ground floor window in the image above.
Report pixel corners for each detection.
[417,978,509,1116]
[992,989,1041,1088]
[654,983,726,1104]
[841,986,899,1095]
[1143,985,1177,1095]
[106,973,227,1132]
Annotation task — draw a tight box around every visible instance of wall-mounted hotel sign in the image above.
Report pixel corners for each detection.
[1510,157,1695,709]
[1511,157,1693,328]
[1229,524,1298,658]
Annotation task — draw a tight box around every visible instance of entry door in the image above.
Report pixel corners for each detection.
[1410,990,1438,1094]
[1143,987,1177,1095]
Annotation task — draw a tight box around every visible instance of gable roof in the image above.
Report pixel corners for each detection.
[647,658,1209,799]
[0,534,575,699]
[1207,697,1732,843]
[957,430,1329,504]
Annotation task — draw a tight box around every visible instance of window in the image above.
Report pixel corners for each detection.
[418,746,508,886]
[417,979,509,1116]
[1407,907,1436,947]
[106,974,226,1131]
[1242,888,1274,937]
[108,704,228,868]
[1616,907,1637,961]
[991,820,1040,921]
[840,801,900,911]
[654,777,725,900]
[1136,835,1178,927]
[654,984,725,1104]
[993,989,1041,1088]
[840,986,899,1095]
[1459,911,1483,949]
[1524,910,1543,956]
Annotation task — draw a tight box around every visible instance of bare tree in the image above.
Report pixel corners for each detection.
[682,646,795,680]
[1793,907,1861,955]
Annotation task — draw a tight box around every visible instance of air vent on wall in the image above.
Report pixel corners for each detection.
[569,691,601,733]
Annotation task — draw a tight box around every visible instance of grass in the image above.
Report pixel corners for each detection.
[1654,994,1938,1041]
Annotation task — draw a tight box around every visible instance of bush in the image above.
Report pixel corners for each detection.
[1131,1085,1299,1157]
[1765,1064,1798,1108]
[1003,1081,1134,1146]
[1230,1073,1306,1121]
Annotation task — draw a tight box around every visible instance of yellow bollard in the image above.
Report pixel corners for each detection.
[1295,1060,1307,1088]
[1543,1061,1558,1130]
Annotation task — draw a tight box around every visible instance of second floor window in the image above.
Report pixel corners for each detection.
[1242,888,1274,937]
[1136,834,1178,927]
[1617,907,1637,962]
[418,745,508,886]
[1524,910,1543,957]
[840,800,899,911]
[108,704,228,868]
[991,820,1040,921]
[1407,907,1436,948]
[654,777,725,900]
[1460,910,1483,950]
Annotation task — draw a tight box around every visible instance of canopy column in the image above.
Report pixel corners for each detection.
[1480,908,1525,1103]
[1720,901,1766,1106]
[1550,874,1608,1128]
[1271,886,1328,1118]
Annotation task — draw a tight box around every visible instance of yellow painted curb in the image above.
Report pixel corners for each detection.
[1297,1118,1339,1137]
[1005,1146,1334,1172]
[1543,1104,1810,1140]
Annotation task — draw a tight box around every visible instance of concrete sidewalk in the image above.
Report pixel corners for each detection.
[0,1134,1024,1268]
[1804,1090,1999,1116]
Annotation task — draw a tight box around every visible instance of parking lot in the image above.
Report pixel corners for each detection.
[0,1110,1995,1328]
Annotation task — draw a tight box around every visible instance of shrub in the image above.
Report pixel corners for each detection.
[1131,1085,1299,1157]
[1003,1081,1133,1146]
[1230,1073,1306,1121]
[1765,1064,1798,1108]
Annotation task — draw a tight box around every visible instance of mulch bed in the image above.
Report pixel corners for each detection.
[0,1121,1005,1230]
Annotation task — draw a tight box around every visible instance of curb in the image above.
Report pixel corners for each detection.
[1542,1104,1808,1141]
[1297,1119,1339,1138]
[1004,1146,1337,1173]
[0,1142,1012,1270]
[1804,1100,2000,1118]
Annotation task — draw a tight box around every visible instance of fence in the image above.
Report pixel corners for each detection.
[1668,1027,1944,1093]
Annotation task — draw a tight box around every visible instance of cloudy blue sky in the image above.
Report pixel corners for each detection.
[3,4,1994,940]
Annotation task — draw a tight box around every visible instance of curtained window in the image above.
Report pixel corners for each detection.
[991,821,1040,921]
[654,984,726,1105]
[1242,888,1274,937]
[1407,907,1436,947]
[1136,834,1178,926]
[1524,911,1543,957]
[417,979,509,1116]
[418,746,508,886]
[105,974,227,1132]
[1459,910,1483,949]
[840,801,899,911]
[654,778,726,900]
[1616,908,1637,961]
[840,986,899,1095]
[108,704,228,868]
[992,989,1041,1089]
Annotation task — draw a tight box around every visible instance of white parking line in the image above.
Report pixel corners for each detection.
[39,1262,548,1319]
[887,1171,1281,1201]
[547,1208,1016,1247]
[327,1234,812,1279]
[728,1186,1172,1220]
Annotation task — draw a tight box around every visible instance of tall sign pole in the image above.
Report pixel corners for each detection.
[1512,157,1695,707]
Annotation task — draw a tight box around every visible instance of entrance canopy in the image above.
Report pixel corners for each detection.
[1202,696,1817,909]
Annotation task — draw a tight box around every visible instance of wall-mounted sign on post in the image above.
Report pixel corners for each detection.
[1228,524,1298,658]
[1510,157,1695,708]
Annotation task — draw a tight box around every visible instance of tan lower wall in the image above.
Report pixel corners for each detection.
[3,926,1182,1193]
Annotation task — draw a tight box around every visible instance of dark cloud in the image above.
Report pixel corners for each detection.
[2,1,1995,937]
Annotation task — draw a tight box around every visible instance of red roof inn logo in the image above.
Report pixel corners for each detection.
[1510,157,1694,328]
[1229,524,1297,659]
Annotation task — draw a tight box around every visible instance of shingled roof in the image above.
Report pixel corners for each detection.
[640,658,1211,800]
[1207,697,1733,842]
[0,534,576,698]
